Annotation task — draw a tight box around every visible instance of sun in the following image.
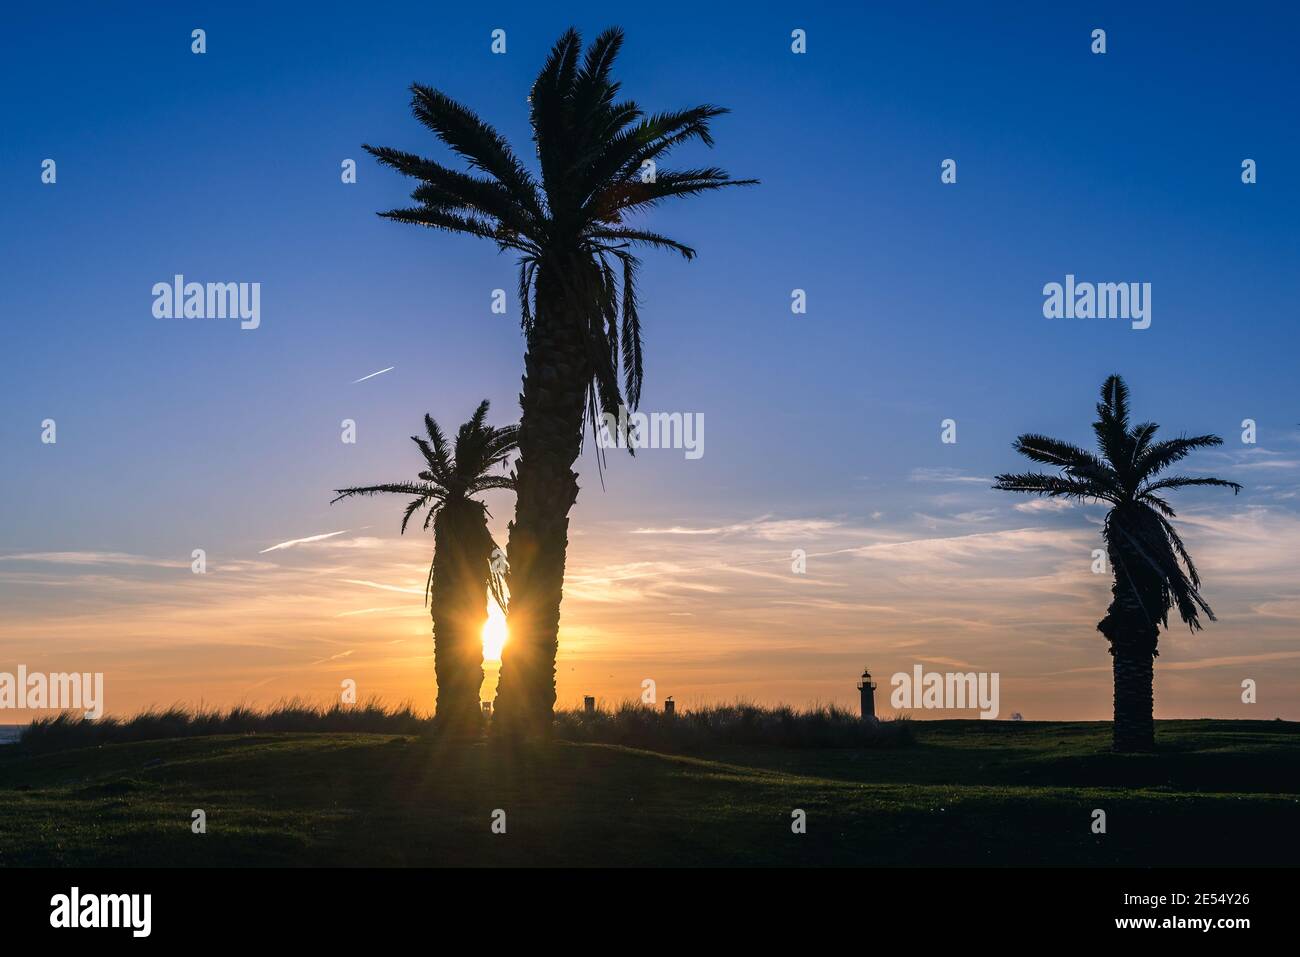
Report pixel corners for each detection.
[481,602,508,662]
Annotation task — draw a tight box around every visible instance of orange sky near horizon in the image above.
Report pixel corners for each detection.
[2,494,1297,724]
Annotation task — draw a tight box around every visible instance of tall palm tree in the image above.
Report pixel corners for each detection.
[364,27,754,735]
[332,401,517,731]
[993,375,1241,751]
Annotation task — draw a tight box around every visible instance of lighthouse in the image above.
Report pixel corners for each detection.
[857,667,877,720]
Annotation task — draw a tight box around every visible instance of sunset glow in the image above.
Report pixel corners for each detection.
[482,602,508,663]
[2,6,1298,731]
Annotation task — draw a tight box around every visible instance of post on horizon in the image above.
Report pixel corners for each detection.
[857,668,877,721]
[664,696,675,717]
[584,695,596,714]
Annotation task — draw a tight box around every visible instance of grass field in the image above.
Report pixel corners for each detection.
[1,719,1296,866]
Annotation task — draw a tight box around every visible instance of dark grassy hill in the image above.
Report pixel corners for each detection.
[1,720,1295,866]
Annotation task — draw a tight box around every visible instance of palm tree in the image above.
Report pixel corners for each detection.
[993,375,1241,751]
[364,27,754,735]
[332,401,517,732]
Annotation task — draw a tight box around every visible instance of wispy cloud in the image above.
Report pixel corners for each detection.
[340,578,424,595]
[334,605,412,618]
[5,499,1296,721]
[1014,498,1076,513]
[0,551,183,568]
[1200,446,1300,473]
[909,467,992,484]
[309,649,355,665]
[631,517,841,539]
[1230,459,1300,471]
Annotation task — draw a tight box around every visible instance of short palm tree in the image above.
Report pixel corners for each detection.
[364,27,754,735]
[332,401,517,731]
[994,375,1241,751]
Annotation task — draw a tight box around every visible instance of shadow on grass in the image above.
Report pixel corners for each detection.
[3,730,1298,866]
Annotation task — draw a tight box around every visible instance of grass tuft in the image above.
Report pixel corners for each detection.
[13,699,907,754]
[553,700,912,751]
[17,698,430,753]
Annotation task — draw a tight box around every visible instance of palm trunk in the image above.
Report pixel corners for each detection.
[1099,533,1161,752]
[431,509,490,733]
[494,267,588,737]
[1111,641,1154,752]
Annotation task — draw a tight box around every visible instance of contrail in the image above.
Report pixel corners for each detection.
[341,578,424,595]
[259,530,350,553]
[352,366,394,384]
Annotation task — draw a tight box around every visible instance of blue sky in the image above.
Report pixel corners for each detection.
[2,2,1297,718]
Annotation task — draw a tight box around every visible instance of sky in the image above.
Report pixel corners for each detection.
[2,2,1298,722]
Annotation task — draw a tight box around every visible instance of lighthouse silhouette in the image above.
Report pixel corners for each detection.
[857,667,878,720]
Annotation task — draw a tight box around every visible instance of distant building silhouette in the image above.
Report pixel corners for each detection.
[481,701,492,715]
[664,696,675,717]
[584,695,596,714]
[857,668,877,719]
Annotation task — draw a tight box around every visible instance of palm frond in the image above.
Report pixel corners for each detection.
[572,27,625,131]
[363,144,535,237]
[597,169,758,219]
[992,472,1117,503]
[1137,436,1226,479]
[1099,374,1131,430]
[530,28,583,205]
[467,475,517,495]
[331,482,443,504]
[1129,421,1159,467]
[615,251,643,408]
[592,229,696,259]
[1143,475,1242,495]
[407,84,542,220]
[1011,434,1116,486]
[999,375,1241,637]
[377,207,521,247]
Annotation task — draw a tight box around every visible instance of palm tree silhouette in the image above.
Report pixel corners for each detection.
[994,375,1241,751]
[363,27,754,735]
[332,401,517,732]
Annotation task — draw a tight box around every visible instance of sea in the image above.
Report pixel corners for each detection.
[0,725,23,745]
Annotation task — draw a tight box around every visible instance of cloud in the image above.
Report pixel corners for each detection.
[908,467,992,484]
[1014,498,1077,513]
[1230,459,1300,471]
[1252,598,1300,620]
[0,551,184,568]
[630,517,841,540]
[5,499,1296,721]
[838,526,1084,563]
[1159,651,1300,671]
[309,649,355,665]
[339,578,425,595]
[1199,446,1300,474]
[334,605,412,618]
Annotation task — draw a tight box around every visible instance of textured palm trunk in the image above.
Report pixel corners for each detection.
[1098,532,1161,752]
[1111,641,1155,752]
[494,265,588,738]
[431,511,490,734]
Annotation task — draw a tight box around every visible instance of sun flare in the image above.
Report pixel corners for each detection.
[481,602,508,662]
